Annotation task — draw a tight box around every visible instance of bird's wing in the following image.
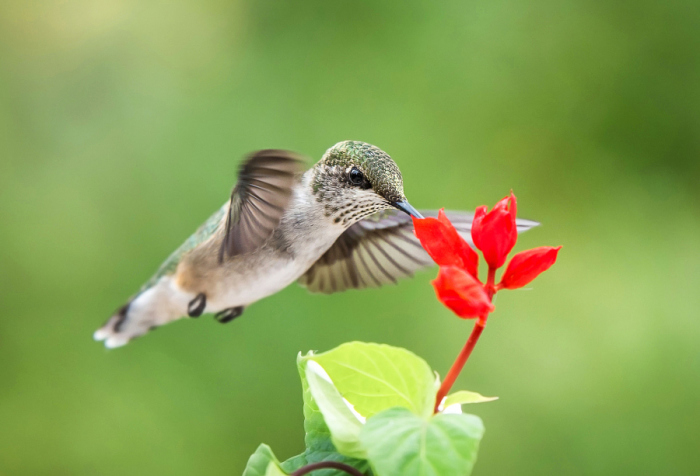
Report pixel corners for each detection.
[219,150,305,261]
[298,209,538,294]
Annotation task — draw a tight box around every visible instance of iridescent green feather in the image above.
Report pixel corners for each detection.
[318,141,406,203]
[140,204,227,291]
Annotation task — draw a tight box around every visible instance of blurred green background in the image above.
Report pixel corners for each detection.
[1,0,699,474]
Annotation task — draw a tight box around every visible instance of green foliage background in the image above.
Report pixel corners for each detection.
[1,1,698,474]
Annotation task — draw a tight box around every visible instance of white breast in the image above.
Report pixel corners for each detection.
[206,173,345,311]
[206,258,309,309]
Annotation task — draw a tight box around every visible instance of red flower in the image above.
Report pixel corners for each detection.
[432,266,494,319]
[411,191,561,324]
[413,209,479,279]
[413,191,561,413]
[499,246,561,290]
[471,192,517,269]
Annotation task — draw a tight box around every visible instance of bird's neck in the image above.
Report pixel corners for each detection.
[275,170,348,261]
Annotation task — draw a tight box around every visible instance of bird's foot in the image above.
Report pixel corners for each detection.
[215,306,244,324]
[188,293,206,317]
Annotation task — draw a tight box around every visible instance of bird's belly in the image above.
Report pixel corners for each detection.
[206,257,310,311]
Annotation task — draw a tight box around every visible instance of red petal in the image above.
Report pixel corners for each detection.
[471,193,518,269]
[507,191,517,224]
[499,246,561,290]
[437,210,479,278]
[493,195,510,213]
[432,266,494,319]
[412,210,479,278]
[472,206,487,228]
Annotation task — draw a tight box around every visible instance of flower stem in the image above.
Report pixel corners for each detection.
[291,462,365,476]
[434,266,497,413]
[434,315,487,412]
[486,266,497,300]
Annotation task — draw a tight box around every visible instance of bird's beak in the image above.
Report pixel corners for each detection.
[392,200,424,219]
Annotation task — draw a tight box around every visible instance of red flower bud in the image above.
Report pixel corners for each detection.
[471,192,518,269]
[499,246,561,290]
[412,209,479,279]
[432,266,494,319]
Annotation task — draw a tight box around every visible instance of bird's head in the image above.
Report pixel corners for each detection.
[312,140,422,227]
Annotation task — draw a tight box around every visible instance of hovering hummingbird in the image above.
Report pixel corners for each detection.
[94,140,536,348]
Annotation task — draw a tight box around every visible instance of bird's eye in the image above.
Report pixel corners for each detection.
[349,167,365,186]
[350,167,365,186]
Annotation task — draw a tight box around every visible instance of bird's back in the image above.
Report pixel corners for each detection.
[140,203,227,292]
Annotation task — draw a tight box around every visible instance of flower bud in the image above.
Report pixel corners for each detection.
[432,266,494,319]
[471,192,518,269]
[499,246,561,290]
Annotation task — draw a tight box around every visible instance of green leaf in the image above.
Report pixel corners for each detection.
[288,353,371,476]
[243,444,285,476]
[360,407,484,476]
[305,342,438,419]
[444,390,498,408]
[305,360,367,459]
[265,462,288,476]
[279,454,307,474]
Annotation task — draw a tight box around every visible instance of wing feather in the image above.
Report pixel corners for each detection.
[219,150,305,261]
[299,209,538,294]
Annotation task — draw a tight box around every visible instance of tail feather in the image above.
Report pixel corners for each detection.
[94,277,193,348]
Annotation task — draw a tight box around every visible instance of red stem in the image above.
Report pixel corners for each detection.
[485,267,497,300]
[291,461,364,476]
[433,315,486,412]
[434,267,497,413]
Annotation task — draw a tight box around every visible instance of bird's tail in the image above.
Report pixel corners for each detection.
[94,276,193,348]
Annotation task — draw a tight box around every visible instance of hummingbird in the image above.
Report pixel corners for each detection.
[94,140,536,348]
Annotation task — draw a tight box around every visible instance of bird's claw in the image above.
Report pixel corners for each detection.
[215,306,244,324]
[188,293,206,317]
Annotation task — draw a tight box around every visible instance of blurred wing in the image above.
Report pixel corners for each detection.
[219,150,305,261]
[300,209,539,294]
[300,209,542,294]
